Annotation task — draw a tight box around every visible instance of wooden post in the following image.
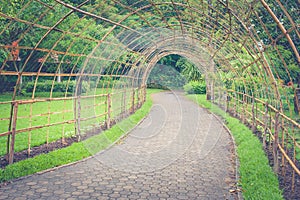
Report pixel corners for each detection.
[75,79,83,142]
[281,119,286,177]
[263,102,269,148]
[251,94,256,132]
[137,87,141,108]
[28,104,33,156]
[73,95,78,143]
[107,93,111,129]
[269,109,272,150]
[76,94,81,142]
[9,102,18,164]
[273,112,280,173]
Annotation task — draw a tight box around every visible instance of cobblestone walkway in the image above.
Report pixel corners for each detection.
[0,91,238,199]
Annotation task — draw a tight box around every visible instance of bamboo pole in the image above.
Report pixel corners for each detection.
[0,70,135,78]
[107,93,111,129]
[281,119,286,178]
[9,102,18,164]
[251,94,256,132]
[264,125,300,176]
[263,102,269,148]
[61,99,67,145]
[46,102,51,147]
[76,93,81,142]
[137,87,141,108]
[260,0,300,64]
[273,112,280,173]
[28,103,33,156]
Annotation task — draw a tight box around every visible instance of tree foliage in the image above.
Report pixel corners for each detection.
[0,0,298,92]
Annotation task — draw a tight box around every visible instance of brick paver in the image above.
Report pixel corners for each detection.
[0,91,238,199]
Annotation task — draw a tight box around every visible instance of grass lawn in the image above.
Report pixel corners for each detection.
[187,94,283,200]
[0,88,162,183]
[0,88,138,156]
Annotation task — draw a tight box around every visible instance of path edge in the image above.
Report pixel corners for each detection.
[185,95,242,200]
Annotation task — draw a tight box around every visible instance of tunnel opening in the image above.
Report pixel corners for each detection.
[146,54,206,93]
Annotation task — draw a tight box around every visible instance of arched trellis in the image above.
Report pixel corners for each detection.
[0,0,299,192]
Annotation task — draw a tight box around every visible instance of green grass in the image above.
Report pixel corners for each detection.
[0,93,102,156]
[0,89,162,183]
[0,88,140,156]
[187,94,283,200]
[0,100,75,156]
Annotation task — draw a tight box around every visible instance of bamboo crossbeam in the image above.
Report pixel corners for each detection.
[0,119,76,137]
[0,132,11,137]
[0,93,107,105]
[0,118,10,121]
[0,70,133,79]
[16,110,73,119]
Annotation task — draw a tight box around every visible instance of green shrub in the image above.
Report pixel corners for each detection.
[97,79,115,88]
[184,81,206,94]
[25,81,34,93]
[96,79,128,89]
[147,82,168,90]
[0,75,17,93]
[24,80,92,93]
[147,64,186,89]
[24,79,131,95]
[89,80,96,89]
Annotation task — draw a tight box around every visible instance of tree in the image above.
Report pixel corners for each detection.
[176,57,202,82]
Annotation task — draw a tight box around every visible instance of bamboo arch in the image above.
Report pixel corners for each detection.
[0,0,299,192]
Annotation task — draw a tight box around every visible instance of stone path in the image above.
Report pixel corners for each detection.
[0,91,238,199]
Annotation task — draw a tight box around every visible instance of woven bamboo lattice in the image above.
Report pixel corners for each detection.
[0,0,299,193]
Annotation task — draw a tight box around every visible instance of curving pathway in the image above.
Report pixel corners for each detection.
[0,91,238,200]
